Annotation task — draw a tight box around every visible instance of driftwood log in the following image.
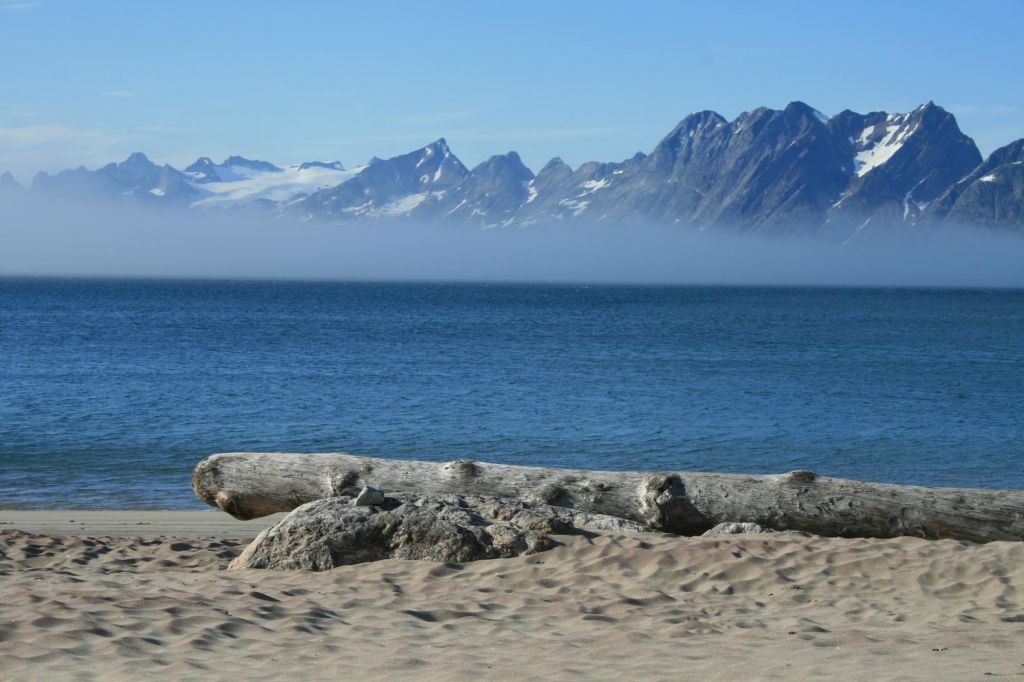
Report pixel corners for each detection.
[192,452,1024,543]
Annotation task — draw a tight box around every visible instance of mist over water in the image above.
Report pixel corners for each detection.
[2,196,1023,288]
[3,196,1023,508]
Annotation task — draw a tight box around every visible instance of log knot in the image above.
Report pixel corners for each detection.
[323,469,359,497]
[534,484,572,507]
[637,475,710,535]
[215,491,249,520]
[443,459,480,479]
[783,470,818,485]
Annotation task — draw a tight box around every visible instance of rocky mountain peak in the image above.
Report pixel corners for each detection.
[538,157,571,177]
[122,151,154,167]
[982,138,1024,168]
[1,170,22,188]
[11,101,1022,234]
[477,151,531,176]
[421,138,453,159]
[184,157,221,183]
[784,100,828,124]
[222,156,282,172]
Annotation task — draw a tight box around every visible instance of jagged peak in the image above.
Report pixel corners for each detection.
[910,101,951,121]
[734,106,771,121]
[988,139,1024,165]
[27,170,49,191]
[538,157,571,176]
[0,170,24,189]
[424,137,450,153]
[185,157,218,175]
[904,103,976,151]
[574,160,606,176]
[222,156,282,172]
[470,151,534,179]
[121,151,155,166]
[493,150,528,166]
[961,139,1024,182]
[414,138,456,165]
[784,101,829,124]
[727,106,780,134]
[477,150,521,166]
[672,110,727,134]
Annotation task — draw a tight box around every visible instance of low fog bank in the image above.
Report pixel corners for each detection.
[2,198,1023,289]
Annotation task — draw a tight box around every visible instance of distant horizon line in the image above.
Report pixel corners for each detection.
[2,272,1022,293]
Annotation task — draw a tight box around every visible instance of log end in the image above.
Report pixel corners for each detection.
[192,453,259,520]
[191,455,219,508]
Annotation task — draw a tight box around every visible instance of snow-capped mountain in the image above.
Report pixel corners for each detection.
[9,102,1024,235]
[183,156,358,209]
[32,152,203,204]
[825,102,982,238]
[421,151,534,227]
[925,139,1024,228]
[513,101,983,239]
[292,138,468,220]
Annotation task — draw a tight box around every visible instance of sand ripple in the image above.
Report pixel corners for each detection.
[1,529,1023,680]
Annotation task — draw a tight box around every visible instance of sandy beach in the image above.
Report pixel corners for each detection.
[0,510,1021,681]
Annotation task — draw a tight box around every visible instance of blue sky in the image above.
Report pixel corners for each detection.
[1,0,1022,182]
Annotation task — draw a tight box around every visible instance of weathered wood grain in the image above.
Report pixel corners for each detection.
[192,452,1024,542]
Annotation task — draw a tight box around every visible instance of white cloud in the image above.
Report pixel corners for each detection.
[0,2,41,11]
[103,90,135,98]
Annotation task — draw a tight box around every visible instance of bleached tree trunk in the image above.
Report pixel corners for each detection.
[192,452,1024,543]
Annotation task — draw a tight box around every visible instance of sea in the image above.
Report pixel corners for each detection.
[1,277,1022,510]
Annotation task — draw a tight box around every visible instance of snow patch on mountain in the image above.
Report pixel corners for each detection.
[559,198,590,216]
[580,178,611,194]
[368,192,431,217]
[854,114,920,177]
[191,163,364,208]
[525,181,538,203]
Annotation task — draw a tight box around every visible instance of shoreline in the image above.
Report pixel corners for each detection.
[0,509,288,538]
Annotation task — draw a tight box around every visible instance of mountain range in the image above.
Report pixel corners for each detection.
[6,101,1024,239]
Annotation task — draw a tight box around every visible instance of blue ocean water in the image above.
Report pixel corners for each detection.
[1,277,1022,509]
